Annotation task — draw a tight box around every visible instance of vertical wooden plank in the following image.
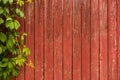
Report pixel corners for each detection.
[99,0,108,80]
[108,0,117,80]
[81,0,91,80]
[44,0,54,80]
[35,0,44,80]
[25,1,35,80]
[117,0,120,79]
[16,7,25,80]
[91,0,99,80]
[73,0,81,80]
[63,0,73,80]
[53,0,63,80]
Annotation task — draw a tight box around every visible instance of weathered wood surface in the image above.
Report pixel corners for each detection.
[15,0,120,80]
[99,0,108,80]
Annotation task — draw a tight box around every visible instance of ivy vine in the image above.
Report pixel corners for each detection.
[0,0,33,80]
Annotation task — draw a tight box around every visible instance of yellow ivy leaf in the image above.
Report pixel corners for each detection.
[17,0,24,6]
[27,0,32,3]
[26,60,34,68]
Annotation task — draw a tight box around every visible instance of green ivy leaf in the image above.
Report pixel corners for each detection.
[4,7,9,13]
[23,46,30,56]
[15,8,20,13]
[8,62,13,69]
[21,35,24,45]
[0,18,4,24]
[14,20,20,30]
[0,47,2,54]
[5,18,13,28]
[19,11,24,18]
[2,58,9,62]
[16,8,25,18]
[3,72,7,79]
[0,62,7,67]
[5,20,14,30]
[12,69,19,77]
[2,0,8,5]
[21,33,27,45]
[6,19,20,30]
[15,55,26,66]
[6,38,14,48]
[0,7,4,14]
[9,0,13,4]
[3,7,9,17]
[6,17,12,21]
[1,45,7,52]
[0,32,7,43]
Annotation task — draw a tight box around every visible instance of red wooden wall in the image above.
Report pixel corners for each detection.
[14,0,120,80]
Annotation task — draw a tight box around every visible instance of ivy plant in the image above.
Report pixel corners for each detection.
[0,0,33,80]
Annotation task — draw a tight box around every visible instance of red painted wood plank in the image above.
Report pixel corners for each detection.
[16,6,25,80]
[108,0,117,80]
[117,0,120,79]
[16,67,24,80]
[35,0,44,80]
[63,0,73,80]
[25,2,35,80]
[53,0,63,80]
[11,78,16,80]
[73,0,81,80]
[99,0,108,80]
[91,0,99,80]
[81,0,91,80]
[44,0,54,80]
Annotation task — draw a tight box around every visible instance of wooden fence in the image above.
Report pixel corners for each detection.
[14,0,120,80]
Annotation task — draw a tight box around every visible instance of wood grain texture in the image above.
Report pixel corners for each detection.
[81,0,91,80]
[35,0,44,80]
[91,0,99,80]
[44,0,54,80]
[73,0,81,80]
[15,0,119,80]
[53,0,63,80]
[108,0,117,80]
[25,1,35,80]
[117,0,120,79]
[63,0,73,80]
[99,0,108,80]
